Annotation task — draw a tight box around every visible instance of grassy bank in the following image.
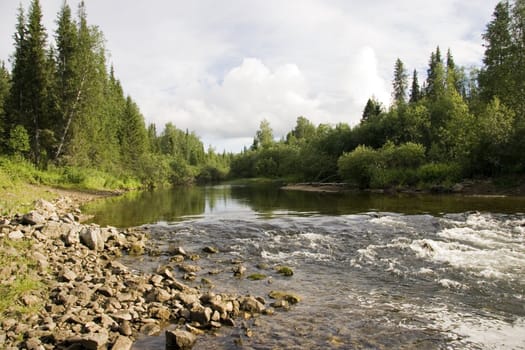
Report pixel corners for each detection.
[0,156,140,215]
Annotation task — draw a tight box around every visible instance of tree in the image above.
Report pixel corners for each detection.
[479,1,514,104]
[361,97,383,122]
[53,1,80,160]
[425,47,446,99]
[286,116,316,143]
[392,58,408,105]
[409,69,421,103]
[252,119,274,150]
[23,0,53,164]
[119,96,148,172]
[0,62,10,149]
[511,0,525,117]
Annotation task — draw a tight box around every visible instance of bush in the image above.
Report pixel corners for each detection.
[338,145,381,188]
[417,162,462,185]
[382,142,426,168]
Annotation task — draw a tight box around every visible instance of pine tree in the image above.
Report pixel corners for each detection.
[362,97,383,121]
[53,1,80,160]
[7,0,52,164]
[511,0,525,116]
[6,6,28,138]
[392,58,408,105]
[119,96,148,172]
[409,69,421,103]
[479,1,514,104]
[425,47,446,99]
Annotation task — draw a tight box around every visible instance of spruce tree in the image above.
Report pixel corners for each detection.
[6,6,28,139]
[392,58,408,105]
[425,47,446,99]
[511,0,525,117]
[53,2,80,160]
[7,0,52,164]
[119,96,148,172]
[479,1,513,104]
[409,69,421,103]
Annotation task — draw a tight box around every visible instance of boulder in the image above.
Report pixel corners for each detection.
[80,227,105,251]
[165,329,196,350]
[22,211,46,225]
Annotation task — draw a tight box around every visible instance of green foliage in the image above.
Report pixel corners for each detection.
[417,162,462,185]
[338,145,380,188]
[8,125,30,155]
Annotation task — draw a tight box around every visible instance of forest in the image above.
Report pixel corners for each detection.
[0,0,524,190]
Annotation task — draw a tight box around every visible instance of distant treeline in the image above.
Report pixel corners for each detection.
[0,0,229,187]
[230,0,525,188]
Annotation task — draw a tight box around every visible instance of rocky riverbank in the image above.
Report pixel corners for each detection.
[0,195,287,350]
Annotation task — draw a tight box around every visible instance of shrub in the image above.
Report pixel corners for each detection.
[338,145,381,188]
[417,162,462,184]
[382,142,426,168]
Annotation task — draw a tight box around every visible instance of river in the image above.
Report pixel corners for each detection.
[84,184,525,349]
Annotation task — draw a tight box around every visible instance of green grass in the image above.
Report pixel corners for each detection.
[0,238,45,317]
[0,156,142,214]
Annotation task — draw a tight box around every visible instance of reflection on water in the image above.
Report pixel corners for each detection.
[84,184,525,227]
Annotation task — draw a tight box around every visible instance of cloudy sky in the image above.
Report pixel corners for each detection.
[0,0,499,152]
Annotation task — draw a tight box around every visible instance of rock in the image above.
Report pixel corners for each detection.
[169,246,188,257]
[190,304,212,324]
[32,251,48,270]
[165,329,196,350]
[63,226,81,246]
[202,246,219,254]
[112,335,133,350]
[80,227,105,250]
[276,266,294,276]
[240,296,265,313]
[271,299,290,310]
[232,265,246,276]
[67,331,108,350]
[41,221,75,239]
[119,320,133,336]
[268,290,301,304]
[150,306,171,321]
[178,264,201,273]
[21,295,41,307]
[60,267,77,282]
[111,311,133,321]
[8,230,24,240]
[22,211,46,225]
[140,323,161,336]
[177,293,199,306]
[34,199,56,212]
[25,337,44,350]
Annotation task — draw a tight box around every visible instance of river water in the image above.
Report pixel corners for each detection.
[84,185,525,349]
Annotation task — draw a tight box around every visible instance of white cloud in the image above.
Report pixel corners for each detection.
[345,47,390,108]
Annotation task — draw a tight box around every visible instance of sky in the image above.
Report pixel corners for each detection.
[0,0,500,152]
